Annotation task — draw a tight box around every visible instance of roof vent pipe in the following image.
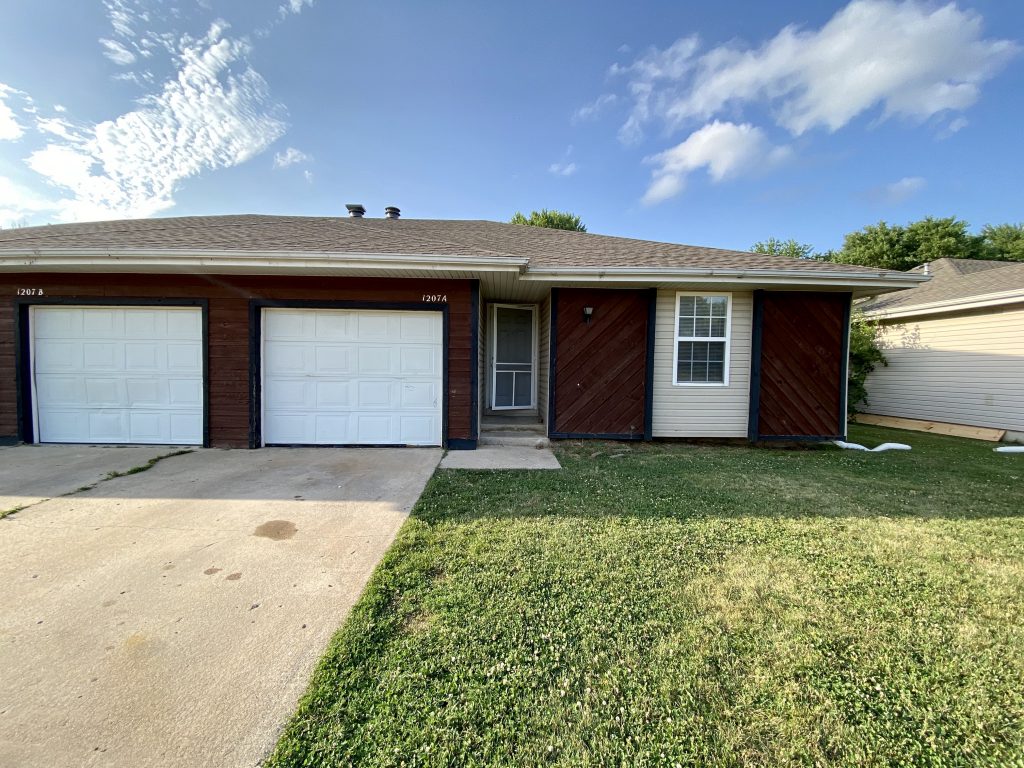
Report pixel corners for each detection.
[384,206,401,219]
[346,204,366,218]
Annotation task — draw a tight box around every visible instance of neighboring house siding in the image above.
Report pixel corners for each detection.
[652,289,752,438]
[864,304,1024,433]
[537,293,550,427]
[0,273,475,448]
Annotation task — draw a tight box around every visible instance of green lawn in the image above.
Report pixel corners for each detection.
[267,425,1024,767]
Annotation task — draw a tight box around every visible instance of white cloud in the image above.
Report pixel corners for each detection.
[943,116,969,136]
[548,161,577,177]
[53,104,67,113]
[0,83,26,141]
[616,1,1018,141]
[280,0,314,17]
[572,93,617,124]
[273,146,311,168]
[642,120,790,204]
[0,175,61,228]
[303,169,313,183]
[24,21,286,221]
[99,38,137,65]
[871,175,926,204]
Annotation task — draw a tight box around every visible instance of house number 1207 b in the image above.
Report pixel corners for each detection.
[16,288,45,296]
[422,294,447,302]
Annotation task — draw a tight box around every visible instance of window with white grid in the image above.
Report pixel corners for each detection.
[674,293,731,385]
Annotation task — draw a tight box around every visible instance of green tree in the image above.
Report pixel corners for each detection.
[906,216,984,262]
[833,217,986,271]
[832,221,918,271]
[751,237,816,260]
[847,312,887,415]
[981,223,1024,261]
[510,209,586,232]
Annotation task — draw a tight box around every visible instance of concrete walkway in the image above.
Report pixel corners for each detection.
[440,445,561,470]
[0,446,441,768]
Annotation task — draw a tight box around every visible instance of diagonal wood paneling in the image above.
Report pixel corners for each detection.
[552,288,650,436]
[756,291,849,437]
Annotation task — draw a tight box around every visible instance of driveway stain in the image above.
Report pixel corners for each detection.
[203,567,221,576]
[253,520,297,540]
[225,572,242,581]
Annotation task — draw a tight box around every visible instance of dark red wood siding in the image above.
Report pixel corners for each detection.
[755,291,850,438]
[0,274,474,447]
[551,288,651,437]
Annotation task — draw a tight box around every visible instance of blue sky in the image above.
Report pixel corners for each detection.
[0,0,1021,252]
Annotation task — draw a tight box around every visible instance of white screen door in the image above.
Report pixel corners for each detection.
[491,305,535,409]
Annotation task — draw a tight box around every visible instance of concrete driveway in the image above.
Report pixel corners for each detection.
[0,446,441,768]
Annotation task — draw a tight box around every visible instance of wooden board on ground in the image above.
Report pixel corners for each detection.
[853,413,1006,442]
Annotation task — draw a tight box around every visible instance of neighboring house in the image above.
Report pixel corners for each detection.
[0,208,923,449]
[859,257,1024,441]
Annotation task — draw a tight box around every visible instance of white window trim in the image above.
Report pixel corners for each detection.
[672,291,732,387]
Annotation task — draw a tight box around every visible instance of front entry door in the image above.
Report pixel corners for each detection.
[491,304,535,409]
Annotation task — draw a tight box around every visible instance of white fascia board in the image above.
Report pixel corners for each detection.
[862,289,1024,320]
[0,249,529,273]
[519,266,928,291]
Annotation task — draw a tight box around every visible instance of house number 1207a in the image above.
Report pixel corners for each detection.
[16,288,44,296]
[422,294,447,302]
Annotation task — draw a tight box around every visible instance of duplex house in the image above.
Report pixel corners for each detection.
[0,208,924,449]
[858,257,1024,442]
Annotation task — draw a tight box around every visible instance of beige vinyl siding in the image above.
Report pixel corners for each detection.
[652,289,752,437]
[537,293,551,427]
[864,304,1024,433]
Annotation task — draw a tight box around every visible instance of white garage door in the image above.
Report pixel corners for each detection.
[31,306,204,445]
[262,308,443,446]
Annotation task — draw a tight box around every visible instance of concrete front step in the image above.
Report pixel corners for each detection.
[478,432,550,448]
[480,422,546,434]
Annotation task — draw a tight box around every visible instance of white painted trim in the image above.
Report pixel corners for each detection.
[861,289,1024,320]
[0,249,528,273]
[260,309,267,448]
[519,268,926,291]
[489,303,538,410]
[672,291,732,387]
[29,307,39,443]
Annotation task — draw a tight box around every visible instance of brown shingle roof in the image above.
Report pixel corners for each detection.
[0,214,903,276]
[859,258,1024,314]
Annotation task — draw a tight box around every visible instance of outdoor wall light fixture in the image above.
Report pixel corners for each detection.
[583,306,594,324]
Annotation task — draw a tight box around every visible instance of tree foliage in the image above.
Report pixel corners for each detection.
[830,216,1024,271]
[847,313,887,415]
[510,209,586,232]
[981,223,1024,262]
[750,237,816,260]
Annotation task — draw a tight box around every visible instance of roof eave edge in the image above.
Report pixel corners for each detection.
[861,289,1024,320]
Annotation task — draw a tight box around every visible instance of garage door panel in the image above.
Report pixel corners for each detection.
[32,306,203,445]
[84,343,122,370]
[83,309,119,335]
[34,377,83,405]
[314,415,350,443]
[36,342,82,371]
[314,345,351,374]
[263,309,442,446]
[85,378,122,406]
[357,346,394,374]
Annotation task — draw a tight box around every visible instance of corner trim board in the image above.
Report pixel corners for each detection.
[838,292,853,441]
[547,288,559,434]
[643,288,656,441]
[747,289,764,442]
